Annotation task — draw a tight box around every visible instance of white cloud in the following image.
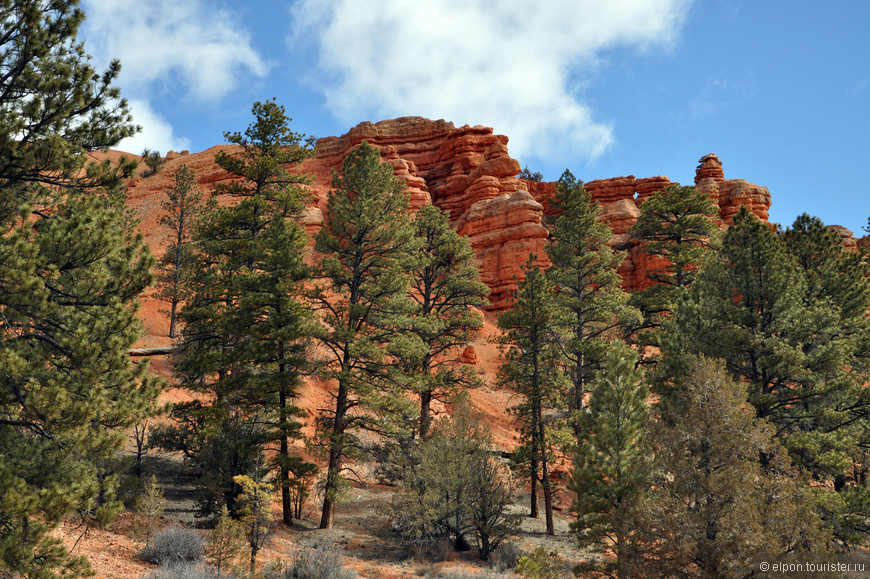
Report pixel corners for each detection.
[290,0,692,163]
[83,0,268,102]
[118,99,192,155]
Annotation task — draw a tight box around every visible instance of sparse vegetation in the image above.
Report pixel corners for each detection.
[144,562,233,579]
[138,526,205,566]
[134,475,167,548]
[264,541,358,579]
[514,546,566,579]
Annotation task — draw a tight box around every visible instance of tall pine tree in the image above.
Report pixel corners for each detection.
[498,257,564,535]
[405,204,489,438]
[545,169,639,448]
[629,184,718,317]
[0,1,161,575]
[312,140,415,529]
[161,101,316,525]
[155,164,203,338]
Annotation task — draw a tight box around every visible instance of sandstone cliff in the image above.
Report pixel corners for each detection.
[125,116,856,315]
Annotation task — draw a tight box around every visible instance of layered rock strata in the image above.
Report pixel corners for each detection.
[129,117,860,312]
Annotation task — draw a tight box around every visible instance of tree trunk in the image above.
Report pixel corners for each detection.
[530,446,539,518]
[168,299,177,338]
[539,418,554,535]
[279,384,292,526]
[419,388,433,438]
[320,376,349,529]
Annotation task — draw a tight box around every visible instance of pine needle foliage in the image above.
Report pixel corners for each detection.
[312,140,416,529]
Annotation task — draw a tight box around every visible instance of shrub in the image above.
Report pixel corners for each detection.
[205,505,247,573]
[138,526,205,566]
[392,402,519,561]
[514,546,566,579]
[424,569,515,579]
[491,542,526,573]
[263,541,357,579]
[141,148,165,176]
[144,562,233,579]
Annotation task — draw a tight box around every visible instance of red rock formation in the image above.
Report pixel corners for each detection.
[128,118,861,314]
[309,117,547,310]
[694,153,771,224]
[829,225,859,253]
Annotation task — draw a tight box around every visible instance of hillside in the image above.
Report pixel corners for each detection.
[92,117,864,577]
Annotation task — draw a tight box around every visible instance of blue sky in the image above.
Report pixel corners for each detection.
[80,1,870,235]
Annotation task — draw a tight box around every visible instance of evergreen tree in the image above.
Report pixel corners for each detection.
[0,2,161,574]
[233,471,274,575]
[1,188,162,575]
[0,0,135,211]
[629,184,718,321]
[140,148,164,176]
[498,257,564,535]
[670,209,870,473]
[160,102,316,525]
[214,98,313,202]
[571,346,648,578]
[405,203,489,438]
[628,358,826,578]
[206,505,247,575]
[664,208,870,545]
[312,140,416,529]
[545,170,639,447]
[155,164,203,338]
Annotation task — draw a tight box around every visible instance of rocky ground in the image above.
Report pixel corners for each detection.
[58,446,589,578]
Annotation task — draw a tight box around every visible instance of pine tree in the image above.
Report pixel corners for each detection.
[628,358,827,578]
[670,209,869,468]
[134,475,166,549]
[570,346,648,578]
[160,101,316,525]
[664,208,870,545]
[0,3,161,574]
[498,257,564,535]
[629,184,718,367]
[629,184,718,322]
[155,164,203,338]
[214,98,313,202]
[0,190,162,575]
[0,0,135,212]
[206,505,247,575]
[312,140,415,529]
[233,471,274,575]
[545,170,640,447]
[405,203,489,438]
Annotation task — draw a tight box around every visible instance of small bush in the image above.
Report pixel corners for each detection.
[144,562,233,579]
[491,542,526,573]
[514,546,566,579]
[138,526,205,566]
[264,541,357,579]
[424,569,515,579]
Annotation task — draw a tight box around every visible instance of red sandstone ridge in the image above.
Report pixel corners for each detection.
[120,117,859,315]
[309,117,549,310]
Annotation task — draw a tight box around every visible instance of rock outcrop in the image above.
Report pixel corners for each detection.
[126,117,861,313]
[306,121,777,308]
[309,117,548,310]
